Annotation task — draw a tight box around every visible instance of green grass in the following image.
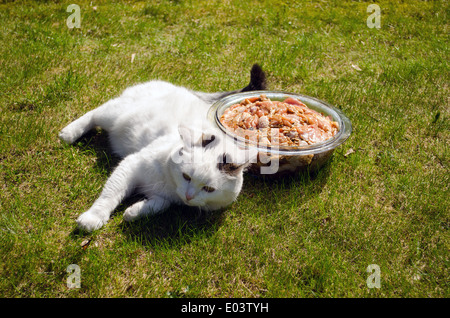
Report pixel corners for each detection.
[0,0,448,298]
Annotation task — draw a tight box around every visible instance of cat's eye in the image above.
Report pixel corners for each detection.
[182,173,191,181]
[202,186,215,193]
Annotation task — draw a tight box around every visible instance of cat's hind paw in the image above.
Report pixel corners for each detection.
[59,126,79,144]
[77,211,107,232]
[123,201,146,222]
[123,198,169,222]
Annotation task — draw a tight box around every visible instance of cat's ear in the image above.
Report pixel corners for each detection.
[217,153,248,176]
[178,125,199,149]
[178,125,216,148]
[201,133,216,148]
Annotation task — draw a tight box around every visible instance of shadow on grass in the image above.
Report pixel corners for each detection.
[119,203,227,250]
[240,157,333,211]
[71,128,121,174]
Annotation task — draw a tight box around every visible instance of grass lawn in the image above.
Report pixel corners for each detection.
[0,0,448,298]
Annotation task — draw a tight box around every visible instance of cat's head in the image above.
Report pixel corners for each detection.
[169,125,256,210]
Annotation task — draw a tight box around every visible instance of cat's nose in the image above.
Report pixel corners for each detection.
[185,193,194,201]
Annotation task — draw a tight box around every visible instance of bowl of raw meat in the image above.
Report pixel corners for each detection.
[207,91,352,176]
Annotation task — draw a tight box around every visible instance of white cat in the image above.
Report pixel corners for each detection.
[59,64,266,232]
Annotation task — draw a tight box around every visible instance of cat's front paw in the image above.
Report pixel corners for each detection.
[77,211,107,232]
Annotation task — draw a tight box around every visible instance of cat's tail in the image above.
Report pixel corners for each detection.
[193,64,268,104]
[240,63,267,92]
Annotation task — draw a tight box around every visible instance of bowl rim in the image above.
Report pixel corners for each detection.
[207,90,352,156]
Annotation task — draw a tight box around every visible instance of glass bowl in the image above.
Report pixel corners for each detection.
[207,91,352,176]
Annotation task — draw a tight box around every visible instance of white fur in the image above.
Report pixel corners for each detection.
[60,81,252,232]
